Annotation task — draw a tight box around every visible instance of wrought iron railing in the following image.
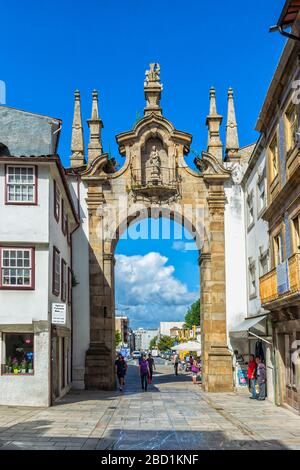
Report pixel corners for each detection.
[259,253,300,305]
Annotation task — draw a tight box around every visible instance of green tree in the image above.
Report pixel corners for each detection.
[149,336,158,350]
[157,335,174,351]
[184,299,200,329]
[115,330,122,347]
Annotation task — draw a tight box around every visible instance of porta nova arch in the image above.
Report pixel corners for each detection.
[65,63,243,393]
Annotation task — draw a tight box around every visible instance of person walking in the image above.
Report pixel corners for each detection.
[147,353,155,384]
[140,354,150,391]
[173,352,179,376]
[248,354,257,399]
[255,356,266,400]
[191,358,200,384]
[115,353,127,392]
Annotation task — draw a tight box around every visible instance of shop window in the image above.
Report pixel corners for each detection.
[5,165,37,204]
[54,180,61,223]
[52,247,60,296]
[269,136,279,182]
[2,333,34,375]
[0,247,34,289]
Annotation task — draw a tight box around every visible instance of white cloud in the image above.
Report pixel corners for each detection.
[172,241,197,252]
[115,252,198,328]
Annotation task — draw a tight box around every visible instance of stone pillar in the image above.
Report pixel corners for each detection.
[84,183,116,390]
[201,177,233,392]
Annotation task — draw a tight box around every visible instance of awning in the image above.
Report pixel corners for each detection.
[230,315,267,340]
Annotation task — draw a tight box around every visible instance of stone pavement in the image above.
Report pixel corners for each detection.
[0,360,300,450]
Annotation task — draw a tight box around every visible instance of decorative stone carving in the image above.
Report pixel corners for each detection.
[145,63,161,84]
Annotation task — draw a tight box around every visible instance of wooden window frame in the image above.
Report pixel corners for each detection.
[0,246,35,290]
[61,259,67,302]
[52,246,60,296]
[5,165,38,205]
[53,180,61,223]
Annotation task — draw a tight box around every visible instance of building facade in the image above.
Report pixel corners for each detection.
[259,10,300,413]
[134,328,158,351]
[0,107,78,406]
[115,316,129,346]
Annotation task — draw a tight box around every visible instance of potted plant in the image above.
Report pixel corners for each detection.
[5,356,12,374]
[21,360,27,374]
[12,357,19,374]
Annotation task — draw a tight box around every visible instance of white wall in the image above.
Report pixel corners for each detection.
[244,151,269,317]
[67,178,90,389]
[224,172,248,340]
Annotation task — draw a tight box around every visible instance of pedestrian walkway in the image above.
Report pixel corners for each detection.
[0,360,299,450]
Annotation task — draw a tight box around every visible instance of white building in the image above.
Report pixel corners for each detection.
[159,322,185,338]
[0,107,78,406]
[134,328,158,351]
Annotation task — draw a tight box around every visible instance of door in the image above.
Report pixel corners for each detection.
[284,333,298,410]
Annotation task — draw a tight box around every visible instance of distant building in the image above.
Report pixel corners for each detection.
[134,328,158,351]
[115,316,129,346]
[159,322,185,337]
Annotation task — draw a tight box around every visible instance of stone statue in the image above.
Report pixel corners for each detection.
[145,63,161,84]
[149,145,161,183]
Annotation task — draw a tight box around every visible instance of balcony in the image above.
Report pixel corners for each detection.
[259,253,300,306]
[129,166,179,200]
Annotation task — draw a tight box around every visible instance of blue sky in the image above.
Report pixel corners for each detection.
[1,0,287,328]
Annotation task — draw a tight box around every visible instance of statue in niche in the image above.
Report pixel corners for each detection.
[149,145,161,183]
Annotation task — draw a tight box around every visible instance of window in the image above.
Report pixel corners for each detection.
[2,333,34,375]
[274,232,284,266]
[246,191,254,228]
[52,247,60,296]
[6,165,37,204]
[61,259,67,302]
[286,104,298,152]
[257,170,266,214]
[61,199,68,235]
[292,213,300,253]
[0,247,34,289]
[259,247,269,276]
[248,259,256,298]
[68,267,72,304]
[54,180,61,223]
[269,136,279,181]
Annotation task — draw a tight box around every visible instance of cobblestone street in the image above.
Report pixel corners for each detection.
[0,360,300,450]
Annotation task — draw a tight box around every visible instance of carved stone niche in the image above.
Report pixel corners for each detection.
[141,137,169,185]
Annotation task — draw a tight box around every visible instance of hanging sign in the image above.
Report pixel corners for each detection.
[52,303,66,325]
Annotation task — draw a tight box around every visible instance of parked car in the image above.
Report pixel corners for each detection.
[132,351,141,359]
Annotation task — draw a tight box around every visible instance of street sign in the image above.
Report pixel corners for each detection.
[52,303,66,325]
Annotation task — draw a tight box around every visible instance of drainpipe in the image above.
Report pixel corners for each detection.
[269,24,300,42]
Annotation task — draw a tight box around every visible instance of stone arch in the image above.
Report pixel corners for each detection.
[81,67,233,393]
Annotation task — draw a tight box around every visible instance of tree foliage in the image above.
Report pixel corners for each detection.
[149,336,158,350]
[184,299,200,329]
[115,330,122,346]
[157,335,174,351]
